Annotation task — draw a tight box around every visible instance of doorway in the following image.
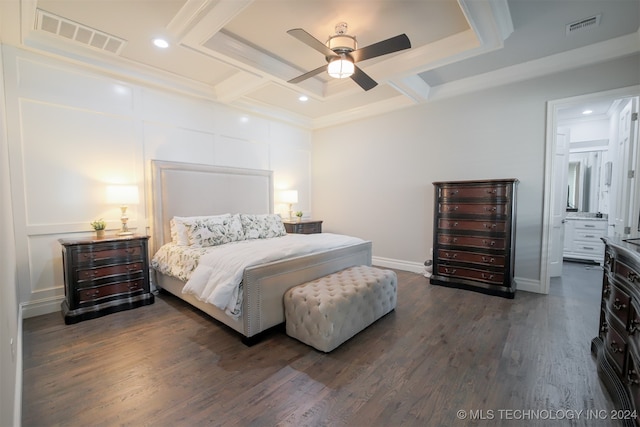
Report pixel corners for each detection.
[541,86,640,294]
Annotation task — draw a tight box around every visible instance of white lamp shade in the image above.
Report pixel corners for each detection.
[327,57,354,79]
[280,190,298,204]
[106,185,139,205]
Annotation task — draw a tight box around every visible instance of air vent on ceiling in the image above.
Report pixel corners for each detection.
[566,15,601,35]
[35,9,126,55]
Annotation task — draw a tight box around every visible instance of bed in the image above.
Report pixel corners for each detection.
[149,160,372,344]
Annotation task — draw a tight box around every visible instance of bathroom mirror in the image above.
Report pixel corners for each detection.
[567,146,608,213]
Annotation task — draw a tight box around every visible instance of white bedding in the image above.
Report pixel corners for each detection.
[152,233,365,318]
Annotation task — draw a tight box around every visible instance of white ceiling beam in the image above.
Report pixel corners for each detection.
[179,0,254,46]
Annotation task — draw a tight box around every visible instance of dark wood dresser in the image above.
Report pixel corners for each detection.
[430,179,518,298]
[59,235,154,324]
[592,237,640,426]
[283,219,323,234]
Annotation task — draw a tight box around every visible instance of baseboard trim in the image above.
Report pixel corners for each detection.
[372,256,424,274]
[21,296,64,319]
[372,256,544,294]
[15,304,23,427]
[515,277,544,294]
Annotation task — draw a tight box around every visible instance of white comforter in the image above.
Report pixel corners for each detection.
[181,233,365,317]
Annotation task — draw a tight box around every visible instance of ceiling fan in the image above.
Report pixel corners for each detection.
[287,22,411,91]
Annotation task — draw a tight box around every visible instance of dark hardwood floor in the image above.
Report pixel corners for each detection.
[22,263,616,426]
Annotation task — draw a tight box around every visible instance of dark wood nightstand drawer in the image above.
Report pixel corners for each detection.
[77,279,145,304]
[74,245,143,264]
[76,262,144,284]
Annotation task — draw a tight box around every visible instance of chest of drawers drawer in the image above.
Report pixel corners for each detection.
[438,202,509,216]
[60,235,154,324]
[437,249,506,268]
[437,219,507,233]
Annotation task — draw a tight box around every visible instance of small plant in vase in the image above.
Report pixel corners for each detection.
[90,218,106,239]
[295,211,303,222]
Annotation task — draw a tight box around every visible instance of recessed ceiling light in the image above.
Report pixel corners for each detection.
[298,95,308,102]
[582,109,593,115]
[153,38,169,49]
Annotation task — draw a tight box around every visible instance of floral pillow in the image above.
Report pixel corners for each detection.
[185,215,232,247]
[170,215,215,246]
[240,213,286,239]
[226,213,246,242]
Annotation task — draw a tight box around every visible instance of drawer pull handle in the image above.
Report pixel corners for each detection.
[481,273,494,280]
[444,253,457,259]
[444,268,457,274]
[582,246,594,250]
[486,189,497,194]
[482,256,495,263]
[482,240,496,247]
[610,340,624,354]
[483,223,497,229]
[584,224,595,228]
[613,298,627,311]
[629,272,639,283]
[603,285,611,298]
[630,319,640,335]
[125,248,135,254]
[452,222,458,227]
[628,370,640,385]
[584,235,595,238]
[600,322,609,334]
[484,206,497,212]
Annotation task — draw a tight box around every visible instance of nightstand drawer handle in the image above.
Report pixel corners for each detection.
[482,256,495,263]
[629,272,639,283]
[483,223,497,229]
[486,189,497,194]
[482,240,496,246]
[628,370,640,385]
[630,319,640,335]
[444,268,457,274]
[610,340,624,354]
[613,298,627,311]
[444,252,457,259]
[481,273,494,280]
[484,206,497,212]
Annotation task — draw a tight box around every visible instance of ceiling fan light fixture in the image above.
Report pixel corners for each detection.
[327,56,354,79]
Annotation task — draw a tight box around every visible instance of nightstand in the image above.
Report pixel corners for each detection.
[283,219,323,234]
[59,235,154,324]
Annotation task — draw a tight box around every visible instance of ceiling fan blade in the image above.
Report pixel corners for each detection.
[350,65,378,91]
[350,34,411,63]
[287,28,337,58]
[288,64,328,84]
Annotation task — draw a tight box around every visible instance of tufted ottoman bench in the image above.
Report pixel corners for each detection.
[284,265,397,352]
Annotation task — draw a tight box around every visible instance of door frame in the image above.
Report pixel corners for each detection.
[541,85,640,294]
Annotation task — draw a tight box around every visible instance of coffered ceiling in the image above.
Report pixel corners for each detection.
[0,0,638,128]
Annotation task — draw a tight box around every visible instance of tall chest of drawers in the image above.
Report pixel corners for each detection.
[60,235,154,324]
[431,179,518,298]
[592,238,640,426]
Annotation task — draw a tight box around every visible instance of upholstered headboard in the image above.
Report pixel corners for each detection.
[149,160,274,254]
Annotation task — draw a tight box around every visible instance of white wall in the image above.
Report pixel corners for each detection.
[0,44,19,427]
[312,54,640,289]
[1,45,312,317]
